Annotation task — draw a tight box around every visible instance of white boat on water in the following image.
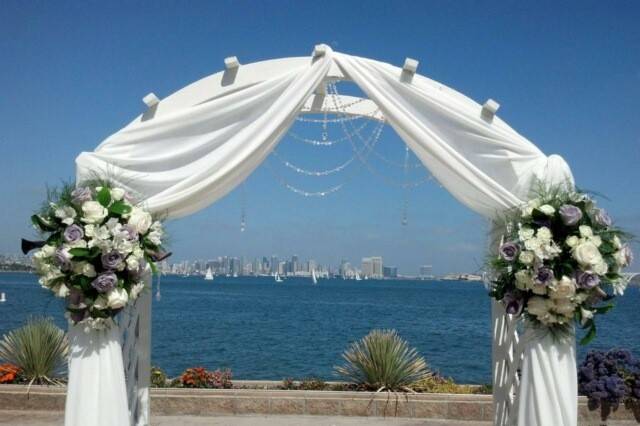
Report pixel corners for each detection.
[274,272,283,283]
[204,267,214,281]
[0,292,6,303]
[355,271,362,281]
[311,269,318,285]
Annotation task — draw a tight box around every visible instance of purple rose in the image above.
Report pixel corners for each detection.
[63,224,84,243]
[503,292,524,316]
[71,187,92,204]
[499,242,519,261]
[534,267,554,286]
[576,271,600,289]
[55,247,72,271]
[101,251,123,270]
[558,204,582,226]
[122,225,139,242]
[593,209,612,227]
[91,272,118,293]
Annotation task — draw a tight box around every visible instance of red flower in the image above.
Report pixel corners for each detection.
[0,364,21,384]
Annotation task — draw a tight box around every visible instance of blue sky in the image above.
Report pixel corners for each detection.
[1,1,638,274]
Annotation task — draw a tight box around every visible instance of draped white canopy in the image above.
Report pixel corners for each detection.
[72,45,577,426]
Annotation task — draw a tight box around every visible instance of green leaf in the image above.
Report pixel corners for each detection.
[594,304,614,314]
[31,214,56,231]
[579,323,597,345]
[69,248,91,257]
[96,187,111,207]
[109,200,132,216]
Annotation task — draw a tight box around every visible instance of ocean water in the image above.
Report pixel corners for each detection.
[0,272,638,384]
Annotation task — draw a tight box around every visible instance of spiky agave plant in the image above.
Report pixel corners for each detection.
[0,317,69,385]
[335,329,431,392]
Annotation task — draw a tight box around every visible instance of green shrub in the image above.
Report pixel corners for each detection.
[299,377,328,391]
[412,375,492,394]
[334,329,431,392]
[0,317,68,385]
[150,366,167,388]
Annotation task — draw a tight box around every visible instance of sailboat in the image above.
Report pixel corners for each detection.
[311,269,318,285]
[355,271,362,281]
[204,267,214,281]
[0,292,6,303]
[274,272,283,283]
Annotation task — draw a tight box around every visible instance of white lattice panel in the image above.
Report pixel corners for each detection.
[492,300,524,426]
[117,273,152,426]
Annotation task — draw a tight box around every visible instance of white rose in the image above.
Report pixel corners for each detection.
[40,244,56,257]
[549,276,576,299]
[55,206,77,225]
[518,227,535,241]
[531,283,548,295]
[106,288,129,309]
[130,282,145,300]
[111,188,125,201]
[53,283,70,298]
[66,239,87,249]
[579,225,593,238]
[515,270,532,290]
[93,295,109,310]
[593,260,608,275]
[150,221,163,232]
[554,299,576,316]
[519,251,535,265]
[573,241,603,266]
[612,235,622,249]
[538,204,556,216]
[128,208,153,234]
[132,246,144,259]
[527,296,552,317]
[613,249,627,267]
[72,261,97,278]
[148,230,162,246]
[566,236,579,248]
[126,256,140,271]
[81,201,108,224]
[524,237,540,251]
[536,227,552,242]
[590,236,602,247]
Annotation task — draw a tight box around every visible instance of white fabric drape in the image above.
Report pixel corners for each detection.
[518,324,577,426]
[77,52,333,218]
[74,46,577,426]
[65,325,129,426]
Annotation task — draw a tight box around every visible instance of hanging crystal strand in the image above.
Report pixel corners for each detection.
[155,272,162,302]
[402,144,410,226]
[240,182,246,232]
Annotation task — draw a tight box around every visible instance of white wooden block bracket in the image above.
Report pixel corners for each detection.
[142,93,160,108]
[224,56,240,70]
[401,57,419,83]
[312,44,328,58]
[482,99,500,122]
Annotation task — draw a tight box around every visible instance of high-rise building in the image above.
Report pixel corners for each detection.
[383,266,398,278]
[419,265,434,279]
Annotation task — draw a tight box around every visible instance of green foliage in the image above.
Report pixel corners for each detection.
[334,329,431,392]
[412,375,491,394]
[0,317,69,385]
[150,366,168,388]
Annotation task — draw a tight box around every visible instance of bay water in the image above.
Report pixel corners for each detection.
[0,272,637,384]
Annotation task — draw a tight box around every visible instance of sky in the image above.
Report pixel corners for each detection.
[0,1,639,275]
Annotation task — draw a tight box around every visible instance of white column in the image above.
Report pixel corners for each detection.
[135,275,152,426]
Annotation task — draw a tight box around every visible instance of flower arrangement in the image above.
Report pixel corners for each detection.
[25,182,169,330]
[179,367,232,389]
[579,349,640,415]
[0,364,21,384]
[489,186,633,343]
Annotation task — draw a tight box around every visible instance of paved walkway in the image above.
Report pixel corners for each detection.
[0,411,490,426]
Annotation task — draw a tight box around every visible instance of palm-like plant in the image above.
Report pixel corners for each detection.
[335,329,431,392]
[0,317,69,385]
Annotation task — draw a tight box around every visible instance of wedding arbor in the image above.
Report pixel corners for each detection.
[71,45,576,426]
